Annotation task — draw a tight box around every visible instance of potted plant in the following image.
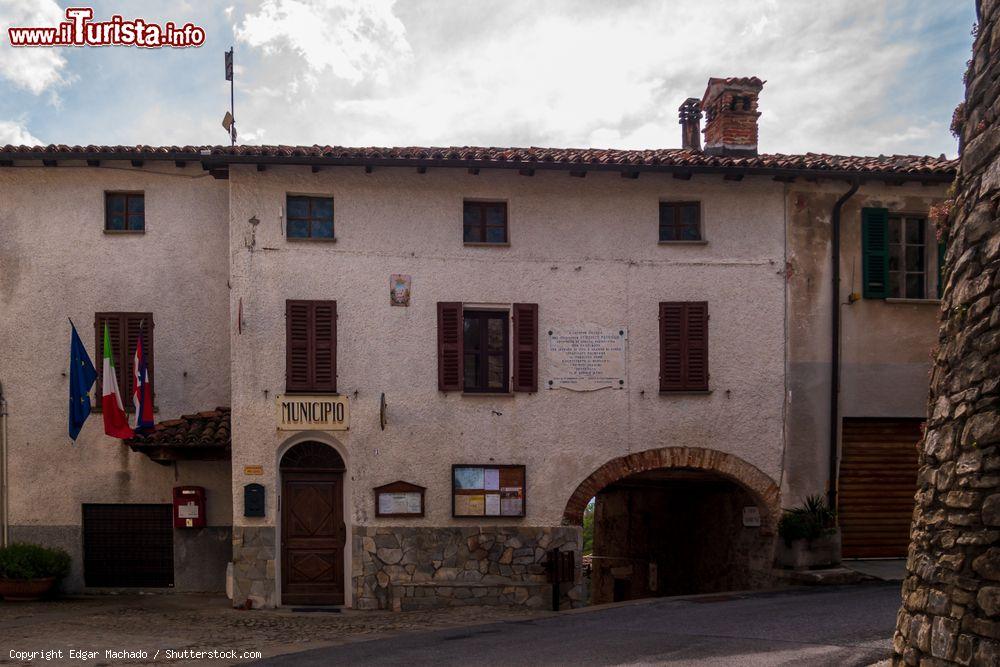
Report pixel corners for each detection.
[776,495,840,570]
[0,542,71,600]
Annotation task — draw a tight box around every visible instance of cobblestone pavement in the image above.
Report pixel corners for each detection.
[0,594,546,665]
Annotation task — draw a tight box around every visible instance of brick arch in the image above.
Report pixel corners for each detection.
[562,447,781,530]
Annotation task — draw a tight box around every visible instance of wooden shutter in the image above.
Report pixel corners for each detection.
[862,208,889,299]
[437,302,463,391]
[94,312,153,409]
[286,300,337,393]
[659,302,708,392]
[512,303,538,392]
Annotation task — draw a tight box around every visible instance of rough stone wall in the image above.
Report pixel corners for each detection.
[232,527,277,608]
[353,526,584,611]
[892,2,1000,664]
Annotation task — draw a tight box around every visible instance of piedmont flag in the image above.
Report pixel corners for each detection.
[68,321,97,441]
[101,323,134,439]
[132,331,154,431]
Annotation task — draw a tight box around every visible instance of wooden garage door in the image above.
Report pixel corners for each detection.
[83,504,174,587]
[839,419,922,558]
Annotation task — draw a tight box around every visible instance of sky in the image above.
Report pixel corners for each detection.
[0,0,977,157]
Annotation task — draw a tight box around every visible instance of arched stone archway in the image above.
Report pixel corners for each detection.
[563,446,781,531]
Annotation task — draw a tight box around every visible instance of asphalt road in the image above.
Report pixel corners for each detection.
[257,583,901,666]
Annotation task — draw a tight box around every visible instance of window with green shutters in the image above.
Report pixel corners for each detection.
[862,208,938,300]
[862,208,890,298]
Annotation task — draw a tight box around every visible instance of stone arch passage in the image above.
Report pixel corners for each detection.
[563,446,781,530]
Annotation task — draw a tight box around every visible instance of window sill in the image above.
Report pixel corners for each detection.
[462,391,514,397]
[464,242,510,247]
[659,390,712,396]
[286,237,337,243]
[658,240,707,245]
[884,298,941,305]
[103,229,145,235]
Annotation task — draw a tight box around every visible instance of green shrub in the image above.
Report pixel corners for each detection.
[778,495,837,546]
[0,543,71,580]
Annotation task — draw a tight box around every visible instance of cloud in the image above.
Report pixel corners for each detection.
[234,0,411,86]
[0,119,42,145]
[0,0,69,94]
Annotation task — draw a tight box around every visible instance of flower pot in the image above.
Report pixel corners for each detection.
[777,530,841,570]
[0,577,57,601]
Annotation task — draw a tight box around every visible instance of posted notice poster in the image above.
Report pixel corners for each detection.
[453,465,526,517]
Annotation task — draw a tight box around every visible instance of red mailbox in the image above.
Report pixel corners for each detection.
[173,486,206,528]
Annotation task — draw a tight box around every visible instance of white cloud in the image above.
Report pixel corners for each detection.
[0,0,69,94]
[0,119,42,145]
[234,0,411,86]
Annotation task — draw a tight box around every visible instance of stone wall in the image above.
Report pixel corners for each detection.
[231,527,277,608]
[353,526,584,611]
[892,2,1000,664]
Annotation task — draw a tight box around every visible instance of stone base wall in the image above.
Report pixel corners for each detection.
[353,526,585,611]
[231,526,276,608]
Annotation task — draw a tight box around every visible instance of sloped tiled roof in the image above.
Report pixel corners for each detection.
[126,407,230,459]
[0,144,958,177]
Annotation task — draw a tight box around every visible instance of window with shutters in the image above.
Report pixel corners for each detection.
[463,201,508,244]
[863,208,941,300]
[94,312,154,410]
[659,202,701,242]
[105,192,145,232]
[659,302,708,392]
[438,302,537,393]
[286,195,335,240]
[285,300,337,393]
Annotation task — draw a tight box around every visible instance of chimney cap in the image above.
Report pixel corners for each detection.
[701,77,765,106]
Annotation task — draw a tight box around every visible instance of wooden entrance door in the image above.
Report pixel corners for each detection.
[281,470,345,605]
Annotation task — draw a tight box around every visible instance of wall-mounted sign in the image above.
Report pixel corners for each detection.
[546,326,627,391]
[390,274,411,307]
[742,506,761,527]
[276,394,350,431]
[244,465,263,475]
[374,480,425,517]
[452,465,525,518]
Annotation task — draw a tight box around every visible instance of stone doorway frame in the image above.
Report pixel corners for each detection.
[562,446,781,532]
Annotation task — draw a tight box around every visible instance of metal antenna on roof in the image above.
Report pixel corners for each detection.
[222,47,236,146]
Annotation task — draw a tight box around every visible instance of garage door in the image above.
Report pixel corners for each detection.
[839,419,921,558]
[83,504,174,587]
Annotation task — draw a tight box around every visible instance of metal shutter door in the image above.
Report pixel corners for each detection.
[83,504,174,587]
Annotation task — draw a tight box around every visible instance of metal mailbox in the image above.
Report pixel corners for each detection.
[173,486,206,528]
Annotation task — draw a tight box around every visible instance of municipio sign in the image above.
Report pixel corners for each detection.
[276,395,350,431]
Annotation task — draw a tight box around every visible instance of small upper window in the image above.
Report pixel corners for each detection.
[463,201,507,244]
[888,215,927,299]
[659,202,701,241]
[287,195,334,240]
[105,193,144,232]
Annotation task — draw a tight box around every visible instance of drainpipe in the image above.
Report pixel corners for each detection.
[828,178,860,512]
[0,380,8,547]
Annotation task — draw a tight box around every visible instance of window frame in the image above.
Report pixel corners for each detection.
[463,200,509,246]
[104,192,146,233]
[887,213,929,300]
[462,309,510,393]
[658,201,703,243]
[93,312,154,412]
[286,194,336,241]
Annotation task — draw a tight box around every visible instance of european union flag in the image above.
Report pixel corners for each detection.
[69,321,97,440]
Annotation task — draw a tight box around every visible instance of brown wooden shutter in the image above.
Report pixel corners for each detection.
[437,302,463,391]
[313,301,337,392]
[94,312,153,409]
[286,300,311,392]
[95,313,121,401]
[659,302,708,392]
[512,303,538,392]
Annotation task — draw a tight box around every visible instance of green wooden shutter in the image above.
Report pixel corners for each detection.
[862,208,890,299]
[937,238,947,299]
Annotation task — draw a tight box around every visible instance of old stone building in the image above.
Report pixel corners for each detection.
[892,0,1000,664]
[0,76,955,610]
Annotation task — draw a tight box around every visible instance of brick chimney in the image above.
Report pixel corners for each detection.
[700,77,765,156]
[678,98,702,151]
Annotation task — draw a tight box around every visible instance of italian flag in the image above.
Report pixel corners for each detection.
[102,323,134,439]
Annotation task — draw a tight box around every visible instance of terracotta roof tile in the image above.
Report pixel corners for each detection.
[0,144,957,177]
[126,406,230,450]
